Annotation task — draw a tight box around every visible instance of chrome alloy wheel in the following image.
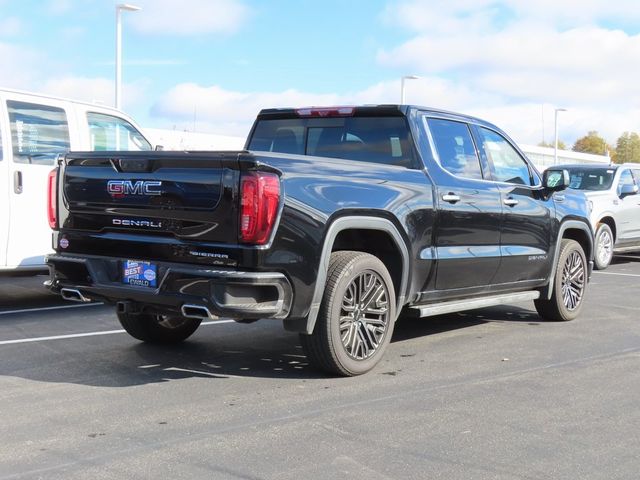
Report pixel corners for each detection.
[597,228,613,266]
[339,271,390,360]
[561,250,586,311]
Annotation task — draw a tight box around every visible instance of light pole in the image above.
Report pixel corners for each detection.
[554,108,567,165]
[115,3,141,110]
[400,75,419,104]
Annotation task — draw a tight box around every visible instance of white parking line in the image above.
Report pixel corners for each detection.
[0,303,103,316]
[593,271,640,278]
[0,319,235,346]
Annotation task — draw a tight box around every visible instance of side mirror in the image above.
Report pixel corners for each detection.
[543,168,569,192]
[154,145,164,151]
[620,183,639,198]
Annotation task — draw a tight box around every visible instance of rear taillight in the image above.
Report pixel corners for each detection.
[47,168,58,230]
[239,172,280,245]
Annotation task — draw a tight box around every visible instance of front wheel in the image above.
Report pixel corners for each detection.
[117,311,202,344]
[534,239,587,321]
[594,223,614,270]
[300,251,396,376]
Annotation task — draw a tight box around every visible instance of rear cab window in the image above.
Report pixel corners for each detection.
[7,100,70,165]
[248,114,417,168]
[87,112,151,151]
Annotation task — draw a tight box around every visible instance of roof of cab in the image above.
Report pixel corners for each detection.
[256,104,502,131]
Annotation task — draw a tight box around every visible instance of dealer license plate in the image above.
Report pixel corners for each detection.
[122,260,157,288]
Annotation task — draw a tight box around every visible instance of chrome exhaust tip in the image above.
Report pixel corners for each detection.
[60,288,91,303]
[181,304,213,320]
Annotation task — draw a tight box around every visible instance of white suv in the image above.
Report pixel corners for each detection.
[562,164,640,269]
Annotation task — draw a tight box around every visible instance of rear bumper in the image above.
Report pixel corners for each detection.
[46,253,293,320]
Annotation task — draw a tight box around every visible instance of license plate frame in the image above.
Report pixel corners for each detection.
[122,260,157,288]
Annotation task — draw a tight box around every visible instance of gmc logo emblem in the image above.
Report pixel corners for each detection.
[107,180,162,197]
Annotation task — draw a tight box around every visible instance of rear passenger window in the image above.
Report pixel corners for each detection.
[426,118,483,180]
[87,112,151,151]
[477,127,533,186]
[7,101,70,165]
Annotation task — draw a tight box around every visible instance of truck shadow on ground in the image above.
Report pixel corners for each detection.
[611,254,640,266]
[0,306,541,388]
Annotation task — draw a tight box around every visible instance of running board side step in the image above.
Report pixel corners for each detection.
[409,291,540,318]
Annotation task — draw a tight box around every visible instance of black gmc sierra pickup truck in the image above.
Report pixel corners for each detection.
[46,105,594,376]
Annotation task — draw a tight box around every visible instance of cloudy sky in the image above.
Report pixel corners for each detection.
[1,0,639,146]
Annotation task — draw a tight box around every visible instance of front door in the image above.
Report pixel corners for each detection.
[5,98,73,268]
[473,126,553,284]
[425,117,503,291]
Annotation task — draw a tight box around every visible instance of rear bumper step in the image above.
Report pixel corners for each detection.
[409,291,540,318]
[46,253,292,320]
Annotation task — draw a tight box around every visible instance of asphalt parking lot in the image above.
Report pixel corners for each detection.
[1,256,639,480]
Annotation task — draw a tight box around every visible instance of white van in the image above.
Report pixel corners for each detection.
[0,88,152,275]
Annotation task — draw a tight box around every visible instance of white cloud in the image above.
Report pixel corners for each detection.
[0,42,39,87]
[42,76,148,111]
[374,0,640,145]
[149,75,640,149]
[0,17,23,37]
[129,0,251,36]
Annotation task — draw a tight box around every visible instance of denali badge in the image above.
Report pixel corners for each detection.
[107,180,162,197]
[113,219,163,228]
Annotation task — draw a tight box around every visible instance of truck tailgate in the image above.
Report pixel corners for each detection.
[61,151,241,244]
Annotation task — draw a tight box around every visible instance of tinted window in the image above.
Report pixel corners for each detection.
[87,112,151,151]
[248,116,415,167]
[477,127,532,185]
[8,101,70,165]
[426,118,482,180]
[567,168,615,191]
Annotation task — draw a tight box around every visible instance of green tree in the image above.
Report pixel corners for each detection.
[615,132,640,163]
[572,131,609,155]
[538,140,567,150]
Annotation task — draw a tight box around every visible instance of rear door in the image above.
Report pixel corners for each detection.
[5,96,77,268]
[474,126,553,284]
[424,117,503,290]
[0,98,8,268]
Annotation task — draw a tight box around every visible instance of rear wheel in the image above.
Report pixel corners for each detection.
[594,223,614,270]
[535,239,587,321]
[117,311,202,344]
[300,251,396,376]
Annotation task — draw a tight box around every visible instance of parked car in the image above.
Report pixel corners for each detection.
[46,105,593,376]
[0,88,152,275]
[560,163,640,269]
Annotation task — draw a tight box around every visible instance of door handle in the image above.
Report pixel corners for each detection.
[442,193,461,204]
[503,197,519,207]
[13,171,23,194]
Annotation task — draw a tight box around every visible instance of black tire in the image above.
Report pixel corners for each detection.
[117,311,202,344]
[594,223,614,270]
[300,251,396,376]
[534,239,587,321]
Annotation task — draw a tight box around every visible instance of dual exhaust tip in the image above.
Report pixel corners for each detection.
[180,304,215,320]
[60,288,91,303]
[61,288,213,320]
